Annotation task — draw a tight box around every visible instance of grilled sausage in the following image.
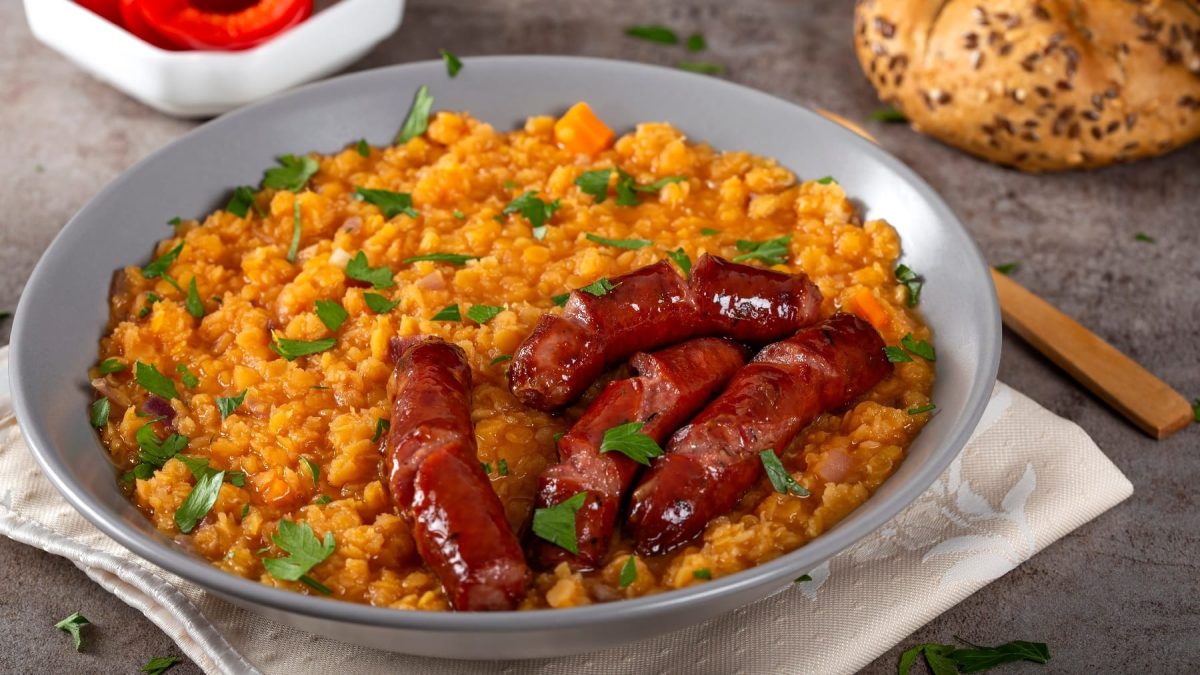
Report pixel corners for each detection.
[627,314,893,556]
[509,255,822,411]
[531,338,748,570]
[385,338,531,610]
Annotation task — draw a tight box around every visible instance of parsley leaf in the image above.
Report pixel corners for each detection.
[287,200,302,263]
[140,656,181,675]
[1134,232,1155,243]
[895,264,924,307]
[55,612,89,651]
[700,227,720,236]
[98,358,126,375]
[599,422,664,465]
[402,252,477,265]
[90,398,110,428]
[175,364,199,388]
[135,421,188,467]
[575,169,612,203]
[634,175,686,193]
[531,491,587,554]
[466,304,505,324]
[262,154,319,192]
[503,191,561,239]
[216,390,247,419]
[580,278,618,297]
[226,186,257,218]
[315,299,349,331]
[794,574,812,583]
[678,61,724,75]
[619,555,638,589]
[870,106,908,123]
[498,458,508,476]
[432,304,461,321]
[452,209,466,220]
[667,247,692,276]
[440,48,462,77]
[585,233,652,250]
[142,242,184,291]
[139,292,162,318]
[135,362,179,400]
[314,495,332,505]
[816,175,837,185]
[356,139,370,157]
[481,462,492,474]
[686,32,706,52]
[993,262,1019,275]
[885,345,913,363]
[692,568,712,580]
[901,333,936,361]
[270,336,336,361]
[372,417,390,443]
[302,457,320,487]
[354,187,418,219]
[733,235,791,266]
[175,469,223,534]
[551,292,570,307]
[908,403,937,416]
[759,449,809,497]
[625,24,677,44]
[396,85,434,144]
[364,292,400,314]
[185,278,205,319]
[345,251,395,289]
[261,520,336,593]
[490,354,512,366]
[898,639,1051,675]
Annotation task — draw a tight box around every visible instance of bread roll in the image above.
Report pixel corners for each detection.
[854,0,1200,171]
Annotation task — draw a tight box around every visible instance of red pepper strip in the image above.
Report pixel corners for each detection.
[134,0,312,51]
[118,0,184,50]
[76,0,123,25]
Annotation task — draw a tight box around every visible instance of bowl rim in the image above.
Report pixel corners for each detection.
[10,55,1000,632]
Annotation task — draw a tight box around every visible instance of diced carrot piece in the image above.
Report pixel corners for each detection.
[850,287,890,332]
[555,102,615,156]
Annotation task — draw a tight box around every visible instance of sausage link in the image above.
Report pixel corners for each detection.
[509,255,822,410]
[531,338,747,570]
[627,314,893,556]
[385,339,531,610]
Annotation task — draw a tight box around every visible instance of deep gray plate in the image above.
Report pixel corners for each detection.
[9,56,1000,659]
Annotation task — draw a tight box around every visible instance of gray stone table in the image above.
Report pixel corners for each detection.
[1,0,1197,673]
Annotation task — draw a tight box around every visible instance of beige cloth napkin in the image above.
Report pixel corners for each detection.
[0,346,1132,675]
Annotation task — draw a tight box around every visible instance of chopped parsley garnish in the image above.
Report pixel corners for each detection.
[895,264,923,307]
[600,169,685,206]
[503,191,561,239]
[270,336,337,361]
[345,251,395,289]
[90,398,110,428]
[142,242,184,292]
[794,574,812,583]
[167,217,182,226]
[302,457,320,487]
[551,292,570,307]
[503,180,518,190]
[637,175,687,192]
[354,187,418,219]
[216,390,247,419]
[372,418,390,443]
[175,469,223,534]
[498,458,509,476]
[287,200,302,263]
[356,139,370,157]
[993,262,1019,275]
[226,185,258,217]
[700,227,720,236]
[686,32,706,52]
[402,252,477,265]
[759,449,809,497]
[364,292,400,314]
[885,346,914,363]
[98,358,126,375]
[185,278,205,319]
[396,84,434,144]
[531,491,587,554]
[490,354,512,366]
[599,422,664,465]
[692,568,712,580]
[432,304,461,321]
[553,432,564,442]
[870,106,908,123]
[135,421,188,468]
[261,520,335,594]
[440,48,462,77]
[580,278,618,297]
[452,209,466,220]
[314,299,349,331]
[175,455,244,487]
[898,639,1050,675]
[175,364,199,388]
[54,612,90,651]
[241,502,250,518]
[466,304,505,324]
[135,362,179,400]
[625,24,677,44]
[678,61,725,75]
[314,495,332,505]
[1134,232,1155,243]
[139,656,181,675]
[619,555,638,588]
[585,233,652,250]
[481,462,492,474]
[901,333,936,361]
[816,175,837,185]
[667,248,692,276]
[733,235,791,266]
[262,154,319,192]
[908,403,937,416]
[575,169,613,203]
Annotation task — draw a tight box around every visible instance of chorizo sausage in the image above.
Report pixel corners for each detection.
[531,338,748,570]
[385,338,531,610]
[509,255,822,411]
[626,314,893,556]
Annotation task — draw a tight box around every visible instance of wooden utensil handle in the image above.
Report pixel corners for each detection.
[991,269,1193,439]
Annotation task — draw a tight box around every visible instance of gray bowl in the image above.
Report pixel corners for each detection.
[9,56,999,659]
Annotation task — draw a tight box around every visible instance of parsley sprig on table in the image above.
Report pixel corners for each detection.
[55,611,90,651]
[898,638,1050,674]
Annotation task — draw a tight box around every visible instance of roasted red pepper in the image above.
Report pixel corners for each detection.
[127,0,312,51]
[76,0,123,25]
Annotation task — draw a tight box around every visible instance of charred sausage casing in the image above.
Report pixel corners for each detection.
[509,254,822,411]
[627,314,893,556]
[385,338,531,611]
[531,337,748,570]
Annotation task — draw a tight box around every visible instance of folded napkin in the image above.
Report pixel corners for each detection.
[0,346,1132,675]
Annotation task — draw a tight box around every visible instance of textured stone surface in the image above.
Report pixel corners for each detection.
[1,0,1197,673]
